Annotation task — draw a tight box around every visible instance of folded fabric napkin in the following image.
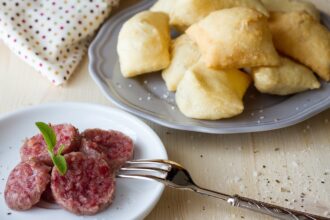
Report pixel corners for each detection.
[0,0,119,85]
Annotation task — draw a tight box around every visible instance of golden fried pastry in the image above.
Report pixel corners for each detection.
[186,7,280,69]
[269,11,330,81]
[176,61,251,120]
[162,35,201,91]
[117,11,170,78]
[261,0,320,21]
[150,0,173,16]
[150,0,268,30]
[252,57,320,95]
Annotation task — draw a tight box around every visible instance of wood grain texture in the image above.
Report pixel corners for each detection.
[0,0,329,219]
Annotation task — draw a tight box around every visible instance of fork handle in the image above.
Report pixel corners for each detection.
[228,195,329,220]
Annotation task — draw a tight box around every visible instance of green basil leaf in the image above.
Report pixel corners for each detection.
[36,122,68,175]
[35,122,56,151]
[57,144,65,156]
[52,155,67,176]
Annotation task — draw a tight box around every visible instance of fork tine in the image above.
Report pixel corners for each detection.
[117,168,167,180]
[127,159,183,167]
[116,173,167,183]
[120,167,168,175]
[123,160,172,171]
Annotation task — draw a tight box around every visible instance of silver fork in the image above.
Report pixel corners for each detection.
[117,159,329,220]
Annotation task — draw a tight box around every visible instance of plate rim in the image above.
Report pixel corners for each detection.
[88,0,330,134]
[0,102,167,220]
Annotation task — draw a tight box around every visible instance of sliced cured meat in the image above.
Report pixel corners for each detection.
[41,183,55,203]
[81,129,134,170]
[5,160,51,210]
[20,124,81,165]
[51,152,115,215]
[80,138,106,161]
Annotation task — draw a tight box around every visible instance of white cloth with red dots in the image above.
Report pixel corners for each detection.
[0,0,119,85]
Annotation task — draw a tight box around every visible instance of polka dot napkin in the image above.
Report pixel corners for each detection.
[0,0,119,85]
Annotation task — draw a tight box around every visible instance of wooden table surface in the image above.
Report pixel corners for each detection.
[0,0,330,219]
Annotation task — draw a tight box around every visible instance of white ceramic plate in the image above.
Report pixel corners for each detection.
[0,102,167,220]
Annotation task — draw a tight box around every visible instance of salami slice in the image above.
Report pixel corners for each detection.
[51,152,115,215]
[41,183,55,203]
[20,124,81,165]
[81,129,134,170]
[5,160,51,210]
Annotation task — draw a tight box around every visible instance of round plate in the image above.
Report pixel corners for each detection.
[89,0,330,134]
[0,102,167,220]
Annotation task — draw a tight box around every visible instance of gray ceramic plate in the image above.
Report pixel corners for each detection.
[89,0,330,134]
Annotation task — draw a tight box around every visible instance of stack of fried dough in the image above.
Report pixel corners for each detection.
[117,0,330,120]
